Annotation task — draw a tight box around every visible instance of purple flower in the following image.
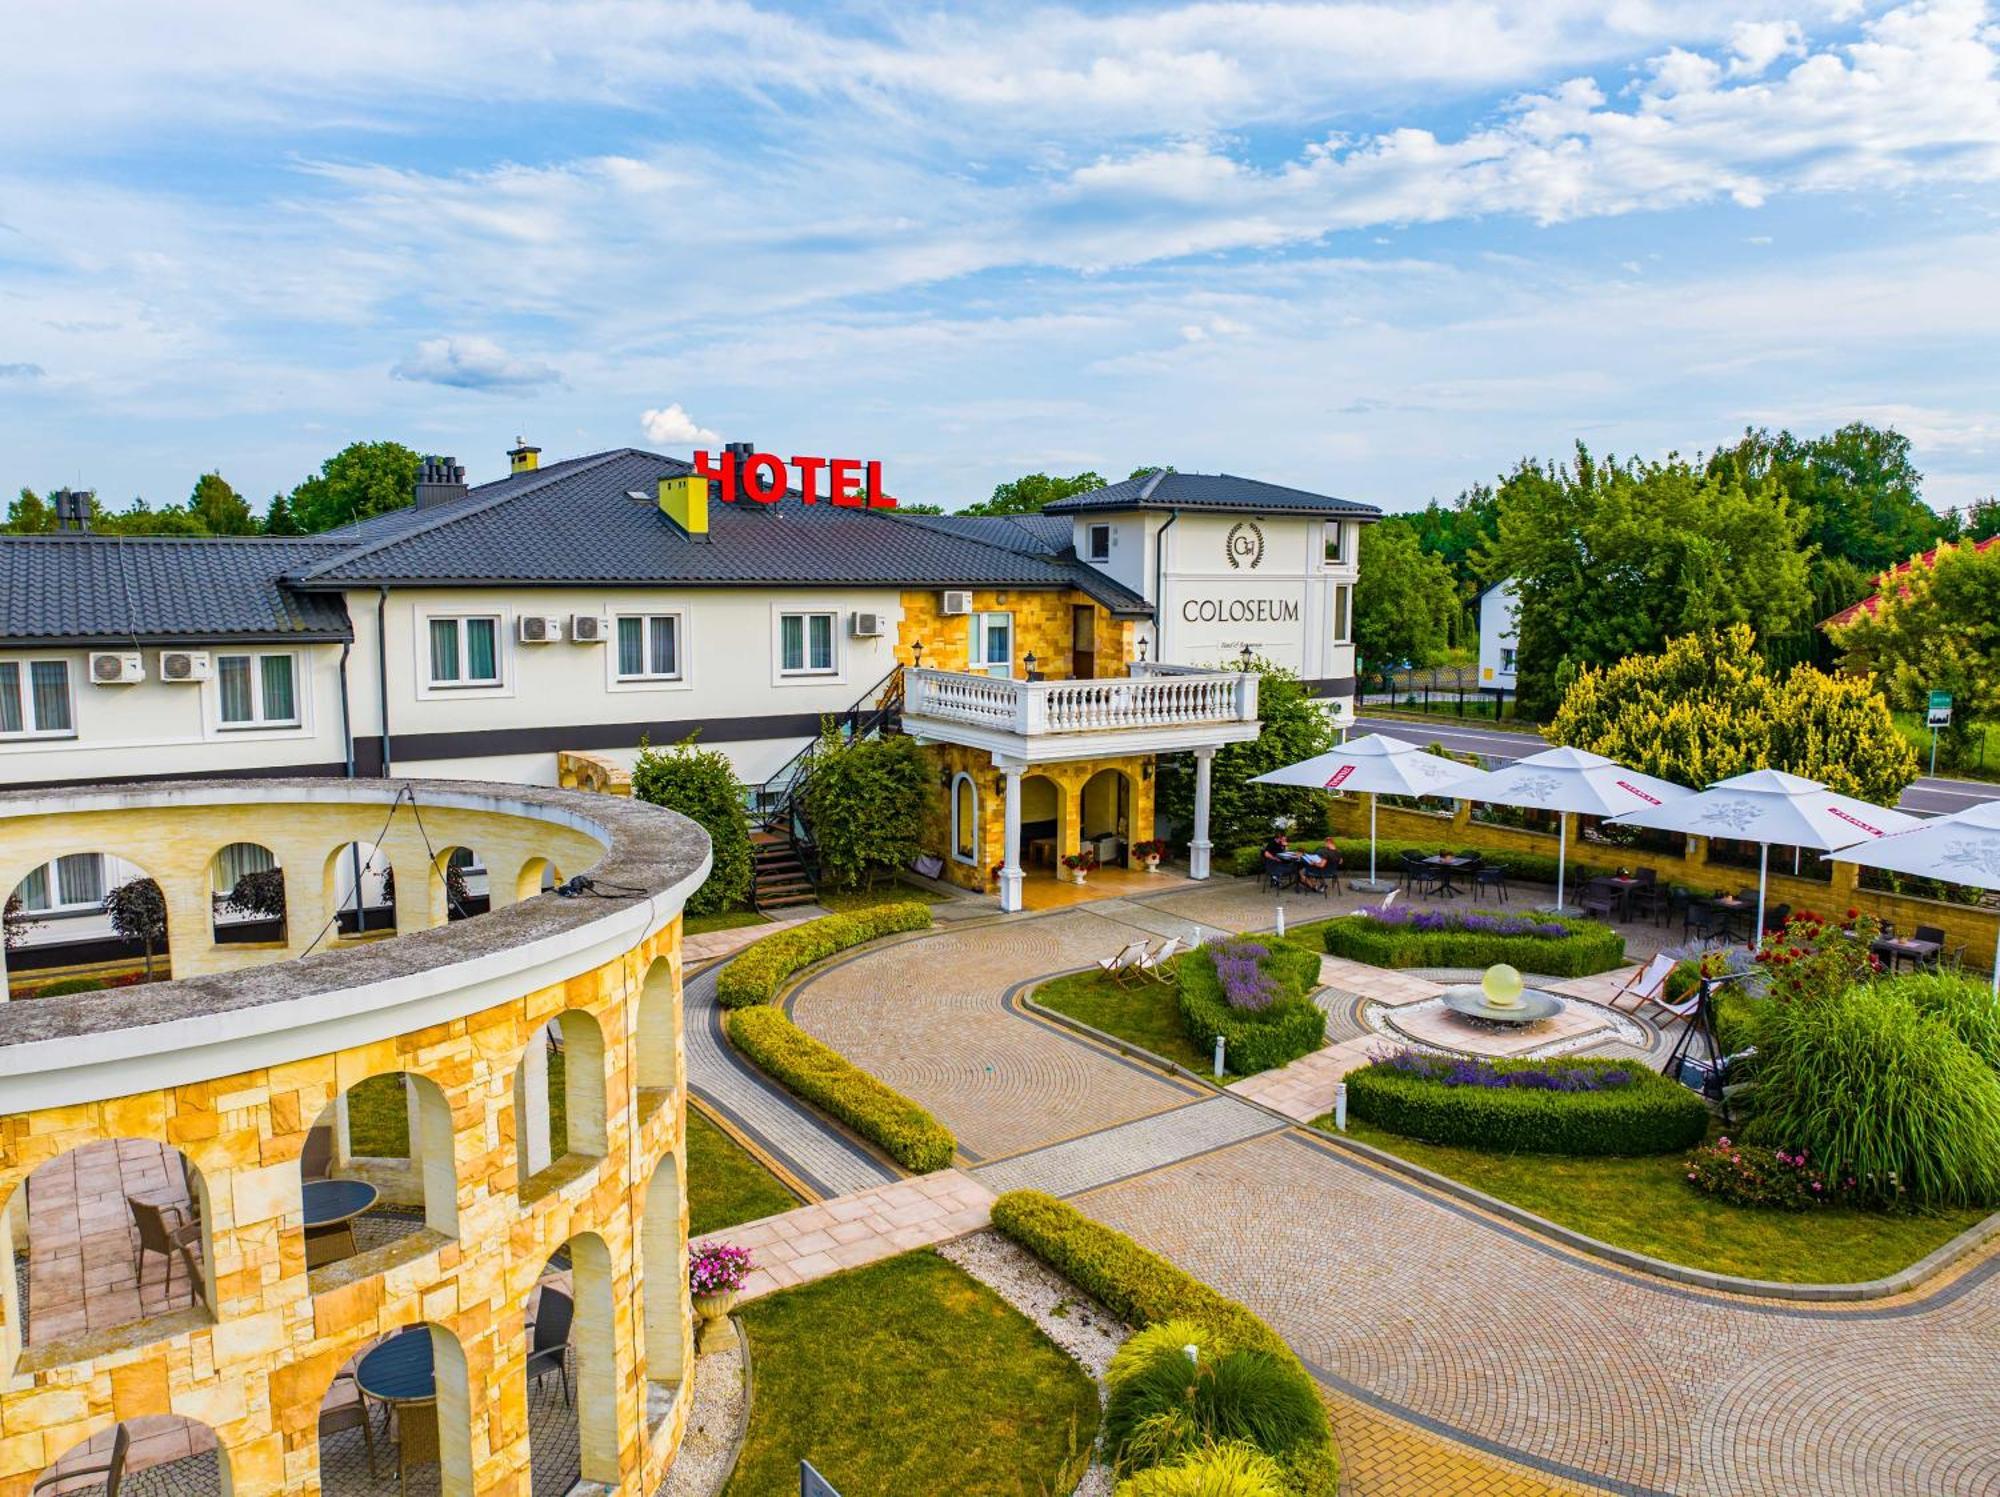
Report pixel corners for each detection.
[690,1242,754,1295]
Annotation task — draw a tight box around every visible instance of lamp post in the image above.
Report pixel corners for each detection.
[1024,650,1037,681]
[1239,643,1254,671]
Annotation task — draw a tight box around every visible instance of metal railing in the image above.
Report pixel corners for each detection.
[903,666,1257,736]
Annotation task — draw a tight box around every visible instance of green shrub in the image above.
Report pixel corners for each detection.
[1715,988,1769,1056]
[1108,1320,1226,1393]
[715,903,933,1009]
[1886,972,2000,1072]
[799,730,933,889]
[1116,1442,1291,1497]
[1344,1054,1709,1156]
[27,976,106,998]
[633,735,753,916]
[990,1191,1335,1497]
[724,1006,956,1172]
[1106,1344,1325,1476]
[1320,911,1625,978]
[1751,982,2000,1207]
[1177,942,1326,1074]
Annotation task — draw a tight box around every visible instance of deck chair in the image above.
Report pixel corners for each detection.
[1133,935,1184,983]
[1647,985,1703,1033]
[1095,941,1149,984]
[34,1424,129,1497]
[1608,953,1678,1014]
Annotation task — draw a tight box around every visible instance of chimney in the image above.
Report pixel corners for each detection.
[659,475,709,537]
[52,488,92,532]
[507,436,541,475]
[414,455,468,509]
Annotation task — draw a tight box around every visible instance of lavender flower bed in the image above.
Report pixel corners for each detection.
[1209,939,1277,1012]
[1382,1047,1633,1093]
[1359,905,1568,939]
[1323,907,1626,978]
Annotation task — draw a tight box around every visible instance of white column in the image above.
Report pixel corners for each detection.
[1189,747,1216,880]
[999,760,1025,913]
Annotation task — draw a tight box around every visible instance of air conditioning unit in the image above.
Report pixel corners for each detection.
[517,615,563,644]
[851,611,886,637]
[570,614,607,645]
[90,651,145,685]
[940,590,973,616]
[160,650,212,682]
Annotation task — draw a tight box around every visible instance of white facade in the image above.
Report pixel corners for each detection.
[1477,577,1519,692]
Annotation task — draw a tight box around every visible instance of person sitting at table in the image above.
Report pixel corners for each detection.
[1293,838,1337,891]
[1264,832,1296,861]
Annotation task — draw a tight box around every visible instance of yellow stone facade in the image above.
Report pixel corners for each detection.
[924,745,1158,893]
[0,790,695,1497]
[896,587,1137,681]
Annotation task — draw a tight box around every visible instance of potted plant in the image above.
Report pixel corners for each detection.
[1062,850,1097,885]
[689,1242,753,1352]
[1133,838,1167,873]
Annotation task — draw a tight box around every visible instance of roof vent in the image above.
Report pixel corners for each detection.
[507,437,541,474]
[414,456,468,509]
[52,487,92,532]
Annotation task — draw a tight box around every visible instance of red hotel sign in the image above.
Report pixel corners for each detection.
[695,450,898,508]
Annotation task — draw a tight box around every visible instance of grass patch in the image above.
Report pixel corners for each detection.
[724,1251,1098,1497]
[1032,966,1231,1077]
[686,1105,800,1237]
[817,880,954,911]
[685,907,771,937]
[1329,1116,1986,1283]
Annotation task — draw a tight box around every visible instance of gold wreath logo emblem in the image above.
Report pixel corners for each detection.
[1226,521,1265,570]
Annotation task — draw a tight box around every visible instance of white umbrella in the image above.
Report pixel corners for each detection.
[1611,768,1919,941]
[1251,733,1468,891]
[1827,799,2000,993]
[1440,746,1693,914]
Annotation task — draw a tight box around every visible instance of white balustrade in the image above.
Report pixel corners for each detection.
[904,668,1257,737]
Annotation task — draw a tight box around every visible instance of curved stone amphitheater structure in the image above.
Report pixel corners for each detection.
[0,779,710,1497]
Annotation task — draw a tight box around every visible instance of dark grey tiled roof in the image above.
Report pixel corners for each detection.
[896,512,1074,557]
[1044,469,1380,518]
[292,449,1152,613]
[0,535,353,645]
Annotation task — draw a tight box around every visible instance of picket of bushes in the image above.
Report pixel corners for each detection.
[992,1190,1339,1497]
[1176,940,1327,1074]
[1226,836,1610,891]
[715,902,934,1008]
[1320,910,1627,977]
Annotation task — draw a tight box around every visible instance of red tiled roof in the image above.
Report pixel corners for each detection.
[1821,535,2000,630]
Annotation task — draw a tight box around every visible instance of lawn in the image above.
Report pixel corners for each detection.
[1032,965,1230,1077]
[816,880,954,911]
[724,1251,1098,1497]
[1330,1116,1986,1283]
[687,1105,800,1236]
[686,908,772,937]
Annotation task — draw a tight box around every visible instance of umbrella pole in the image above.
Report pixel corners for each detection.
[1557,815,1567,913]
[1756,844,1769,947]
[1370,793,1379,887]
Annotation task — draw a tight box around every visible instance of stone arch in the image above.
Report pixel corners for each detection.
[1021,772,1065,867]
[634,956,680,1099]
[514,1009,608,1192]
[321,839,394,937]
[318,1324,474,1497]
[5,850,169,996]
[514,856,565,903]
[1080,765,1136,865]
[429,845,490,923]
[950,771,980,865]
[40,1414,233,1497]
[640,1150,687,1400]
[529,1232,621,1487]
[304,1069,459,1267]
[209,840,286,945]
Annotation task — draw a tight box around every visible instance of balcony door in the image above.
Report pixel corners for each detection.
[970,611,1014,678]
[1071,605,1096,680]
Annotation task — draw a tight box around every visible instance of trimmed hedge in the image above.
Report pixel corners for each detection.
[991,1191,1338,1497]
[1177,941,1326,1075]
[724,1005,956,1172]
[715,902,933,1009]
[1344,1053,1709,1156]
[1320,911,1625,977]
[1226,837,1612,891]
[24,976,108,998]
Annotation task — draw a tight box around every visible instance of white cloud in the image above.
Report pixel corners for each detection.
[391,336,559,391]
[1729,20,1809,76]
[640,403,721,447]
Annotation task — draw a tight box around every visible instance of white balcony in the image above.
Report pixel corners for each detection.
[902,664,1261,763]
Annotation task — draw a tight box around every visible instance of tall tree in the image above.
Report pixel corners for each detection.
[3,487,53,533]
[94,497,211,536]
[288,440,423,532]
[1155,661,1337,854]
[261,491,303,535]
[1708,424,1943,575]
[630,735,752,914]
[960,470,1106,517]
[1480,444,1812,719]
[188,471,258,534]
[1353,524,1455,680]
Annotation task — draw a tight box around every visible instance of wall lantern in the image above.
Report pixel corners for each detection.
[911,641,925,669]
[1239,643,1254,671]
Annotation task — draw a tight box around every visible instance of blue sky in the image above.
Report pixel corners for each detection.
[4,0,1997,515]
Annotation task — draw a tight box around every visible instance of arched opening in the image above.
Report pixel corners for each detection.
[323,840,395,937]
[513,1011,607,1195]
[951,772,980,865]
[640,1150,687,1423]
[2,1140,214,1359]
[210,841,286,945]
[38,1415,230,1497]
[4,852,168,997]
[526,1233,620,1492]
[515,857,565,903]
[1020,773,1063,885]
[1080,766,1134,867]
[318,1323,474,1497]
[301,1071,457,1278]
[635,956,681,1108]
[430,846,490,923]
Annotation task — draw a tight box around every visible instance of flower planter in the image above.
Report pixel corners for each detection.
[1141,855,1162,873]
[693,1289,738,1352]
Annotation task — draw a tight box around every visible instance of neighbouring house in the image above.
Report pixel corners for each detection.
[1819,535,2000,630]
[1477,577,1519,694]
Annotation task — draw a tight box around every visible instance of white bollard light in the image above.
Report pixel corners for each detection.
[1333,1081,1348,1132]
[1274,904,1287,937]
[1214,1034,1227,1079]
[1183,1343,1200,1366]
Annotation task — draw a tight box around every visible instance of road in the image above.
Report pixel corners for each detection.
[1351,714,1996,817]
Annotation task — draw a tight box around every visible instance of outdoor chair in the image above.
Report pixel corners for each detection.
[33,1423,128,1497]
[1578,885,1619,922]
[1473,863,1509,903]
[526,1286,575,1406]
[1608,953,1678,1014]
[1761,903,1791,938]
[1685,902,1728,947]
[1095,941,1149,984]
[1648,984,1703,1033]
[1261,855,1300,895]
[1914,923,1948,947]
[1133,935,1185,983]
[319,1370,381,1479]
[300,1124,334,1182]
[128,1195,200,1293]
[1398,852,1439,899]
[1940,944,1967,974]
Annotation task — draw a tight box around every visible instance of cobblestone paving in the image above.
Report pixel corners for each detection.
[972,1094,1283,1197]
[1076,1128,2000,1497]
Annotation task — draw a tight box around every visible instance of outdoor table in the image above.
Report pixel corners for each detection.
[1422,854,1475,899]
[1872,936,1943,973]
[303,1178,379,1269]
[1602,876,1642,921]
[1703,895,1754,944]
[357,1327,439,1497]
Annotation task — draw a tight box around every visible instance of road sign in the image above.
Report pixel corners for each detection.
[1927,691,1954,728]
[801,1461,842,1497]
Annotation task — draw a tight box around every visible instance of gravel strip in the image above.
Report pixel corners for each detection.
[939,1230,1130,1497]
[658,1330,747,1497]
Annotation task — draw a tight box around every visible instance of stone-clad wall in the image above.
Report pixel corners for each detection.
[897,588,1134,680]
[922,746,1157,893]
[0,920,691,1497]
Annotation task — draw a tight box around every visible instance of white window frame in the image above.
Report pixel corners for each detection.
[970,611,1014,678]
[423,613,505,690]
[612,612,685,683]
[1500,647,1518,674]
[950,772,980,865]
[0,656,76,739]
[214,651,301,730]
[16,852,106,914]
[776,610,839,678]
[1331,585,1353,645]
[1086,524,1112,563]
[1323,521,1347,568]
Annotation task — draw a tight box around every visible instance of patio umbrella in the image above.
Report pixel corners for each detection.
[1250,733,1469,891]
[1827,799,2000,993]
[1610,768,1919,943]
[1438,746,1693,915]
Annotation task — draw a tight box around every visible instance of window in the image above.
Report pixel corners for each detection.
[952,775,978,862]
[616,615,681,680]
[428,616,500,686]
[1332,585,1353,645]
[1086,524,1112,563]
[970,612,1014,677]
[1500,647,1518,673]
[779,612,836,675]
[216,653,298,727]
[0,659,73,737]
[18,853,105,913]
[1323,522,1346,566]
